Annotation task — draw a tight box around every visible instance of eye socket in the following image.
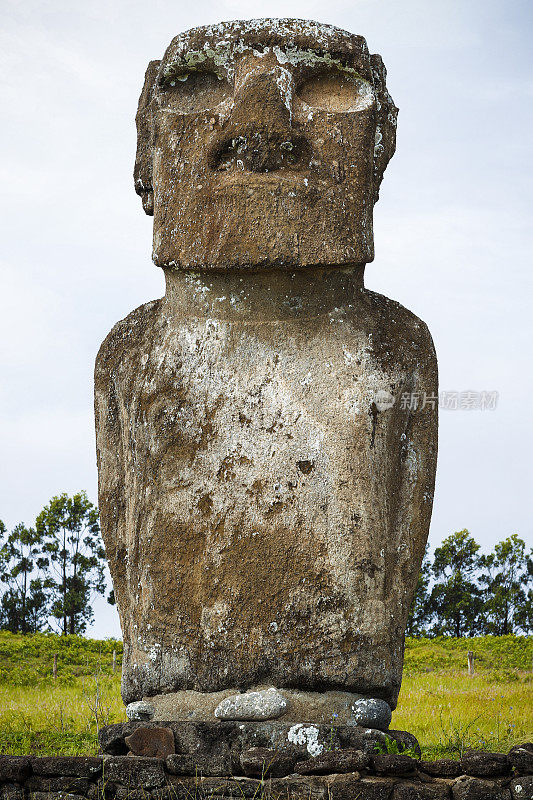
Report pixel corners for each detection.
[296,70,374,112]
[159,71,231,113]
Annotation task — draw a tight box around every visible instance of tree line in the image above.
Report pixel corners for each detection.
[0,492,113,635]
[407,529,532,637]
[1,494,531,638]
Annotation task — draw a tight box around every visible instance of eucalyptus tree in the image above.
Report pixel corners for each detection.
[36,492,106,635]
[429,529,483,637]
[479,534,533,635]
[0,521,49,632]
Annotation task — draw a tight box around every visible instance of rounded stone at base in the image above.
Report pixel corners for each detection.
[214,688,288,720]
[351,699,392,731]
[126,701,155,721]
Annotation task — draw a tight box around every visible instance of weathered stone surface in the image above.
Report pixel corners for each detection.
[125,726,175,758]
[240,747,296,777]
[126,701,155,721]
[319,773,365,799]
[95,18,437,714]
[31,756,102,777]
[268,774,332,799]
[149,689,238,722]
[114,792,148,800]
[102,756,166,788]
[393,782,451,799]
[509,744,533,775]
[452,776,510,800]
[161,774,397,800]
[136,20,397,269]
[29,794,87,800]
[100,720,419,766]
[372,755,418,776]
[419,761,462,778]
[0,756,31,783]
[286,723,335,757]
[25,775,90,794]
[101,720,235,759]
[215,689,288,720]
[0,753,517,800]
[149,688,367,723]
[169,722,235,765]
[87,779,117,800]
[341,777,399,799]
[99,724,129,755]
[460,752,510,778]
[0,784,25,800]
[352,699,392,731]
[96,275,437,708]
[166,753,232,776]
[165,776,263,798]
[295,748,370,774]
[510,776,533,799]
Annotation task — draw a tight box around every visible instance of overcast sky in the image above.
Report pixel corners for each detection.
[1,0,531,638]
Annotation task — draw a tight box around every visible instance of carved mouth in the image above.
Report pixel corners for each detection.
[209,132,311,174]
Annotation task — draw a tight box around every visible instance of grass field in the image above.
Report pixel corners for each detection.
[0,632,530,759]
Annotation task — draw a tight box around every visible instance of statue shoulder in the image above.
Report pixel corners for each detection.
[94,298,162,384]
[362,289,437,372]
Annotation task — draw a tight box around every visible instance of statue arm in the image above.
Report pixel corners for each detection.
[94,331,128,608]
[392,321,438,629]
[93,299,161,615]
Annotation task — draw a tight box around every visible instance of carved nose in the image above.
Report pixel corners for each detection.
[209,72,310,173]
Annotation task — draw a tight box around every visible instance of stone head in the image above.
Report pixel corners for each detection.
[134,19,397,271]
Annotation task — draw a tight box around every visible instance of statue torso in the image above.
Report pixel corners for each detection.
[95,273,437,704]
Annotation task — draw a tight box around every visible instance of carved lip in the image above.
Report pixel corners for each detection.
[214,169,312,187]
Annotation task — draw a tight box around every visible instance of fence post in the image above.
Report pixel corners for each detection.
[467,650,474,676]
[112,648,117,673]
[53,653,58,679]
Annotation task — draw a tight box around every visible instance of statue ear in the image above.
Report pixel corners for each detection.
[141,190,154,215]
[370,54,398,204]
[134,60,160,216]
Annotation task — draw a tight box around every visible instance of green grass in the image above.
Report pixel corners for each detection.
[0,632,530,759]
[392,672,531,759]
[0,630,123,685]
[0,631,125,755]
[392,635,533,759]
[403,635,532,675]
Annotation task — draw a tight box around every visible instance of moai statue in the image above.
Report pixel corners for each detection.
[95,19,437,728]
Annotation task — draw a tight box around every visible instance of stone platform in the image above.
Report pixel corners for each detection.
[99,720,421,763]
[0,743,532,800]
